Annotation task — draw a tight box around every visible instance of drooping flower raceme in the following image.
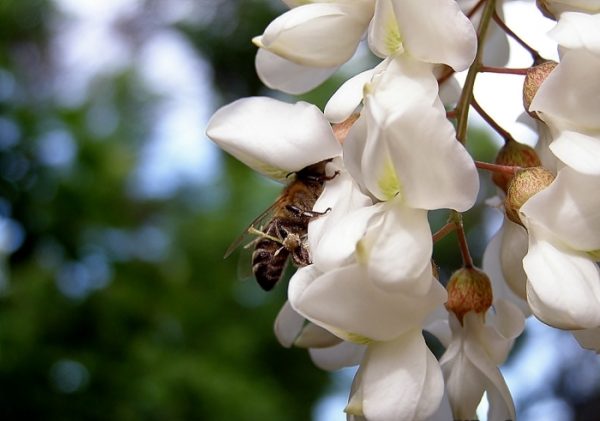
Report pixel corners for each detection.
[206,0,600,419]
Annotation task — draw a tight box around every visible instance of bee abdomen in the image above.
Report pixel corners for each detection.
[252,241,289,291]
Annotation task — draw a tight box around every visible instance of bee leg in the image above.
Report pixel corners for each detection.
[247,226,283,245]
[285,204,331,218]
[304,170,340,183]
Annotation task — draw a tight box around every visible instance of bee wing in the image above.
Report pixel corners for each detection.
[223,197,284,259]
[236,246,255,282]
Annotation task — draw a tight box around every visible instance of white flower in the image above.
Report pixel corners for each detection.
[205,96,341,180]
[529,13,600,175]
[254,0,477,94]
[440,300,525,421]
[549,12,600,54]
[345,328,445,421]
[520,167,600,329]
[342,55,479,211]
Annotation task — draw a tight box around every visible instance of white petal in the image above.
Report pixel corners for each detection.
[482,222,531,313]
[549,130,600,175]
[463,313,516,421]
[499,219,529,301]
[523,225,600,329]
[289,264,447,342]
[423,305,452,348]
[443,347,484,420]
[255,48,338,94]
[359,330,445,421]
[360,202,433,294]
[383,97,479,211]
[530,50,600,131]
[572,327,600,353]
[274,301,305,348]
[391,0,477,70]
[206,97,341,180]
[324,68,376,123]
[309,341,366,371]
[308,166,373,271]
[521,167,600,250]
[482,300,525,365]
[257,2,373,68]
[550,12,600,55]
[294,322,343,348]
[368,0,403,57]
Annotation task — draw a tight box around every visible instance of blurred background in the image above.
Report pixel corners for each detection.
[0,0,599,419]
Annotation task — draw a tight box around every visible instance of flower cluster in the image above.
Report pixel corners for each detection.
[206,0,600,419]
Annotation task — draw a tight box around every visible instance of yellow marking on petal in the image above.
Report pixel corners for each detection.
[355,238,369,265]
[345,332,373,345]
[363,81,374,97]
[587,249,600,261]
[384,14,403,54]
[378,156,401,200]
[329,326,373,345]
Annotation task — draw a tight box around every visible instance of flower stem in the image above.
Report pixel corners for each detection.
[451,211,474,269]
[475,160,519,175]
[493,11,543,62]
[433,222,457,243]
[479,65,529,75]
[470,97,516,144]
[456,0,497,144]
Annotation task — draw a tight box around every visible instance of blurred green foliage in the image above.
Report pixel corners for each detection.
[0,0,329,419]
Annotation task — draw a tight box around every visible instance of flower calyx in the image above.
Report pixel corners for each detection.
[445,267,493,324]
[492,139,542,193]
[505,166,555,226]
[523,61,558,119]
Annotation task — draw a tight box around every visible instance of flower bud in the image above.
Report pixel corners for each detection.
[505,167,555,226]
[523,61,558,119]
[446,267,493,323]
[492,140,541,193]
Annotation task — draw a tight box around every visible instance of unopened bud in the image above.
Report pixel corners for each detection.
[446,267,493,323]
[523,61,558,119]
[492,140,541,193]
[505,167,555,226]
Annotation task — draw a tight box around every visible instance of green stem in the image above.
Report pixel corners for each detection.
[451,211,474,269]
[456,0,497,144]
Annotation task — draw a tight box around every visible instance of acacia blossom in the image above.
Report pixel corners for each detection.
[439,301,525,421]
[254,0,476,93]
[205,0,600,418]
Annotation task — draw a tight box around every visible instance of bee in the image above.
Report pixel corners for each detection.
[225,160,336,291]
